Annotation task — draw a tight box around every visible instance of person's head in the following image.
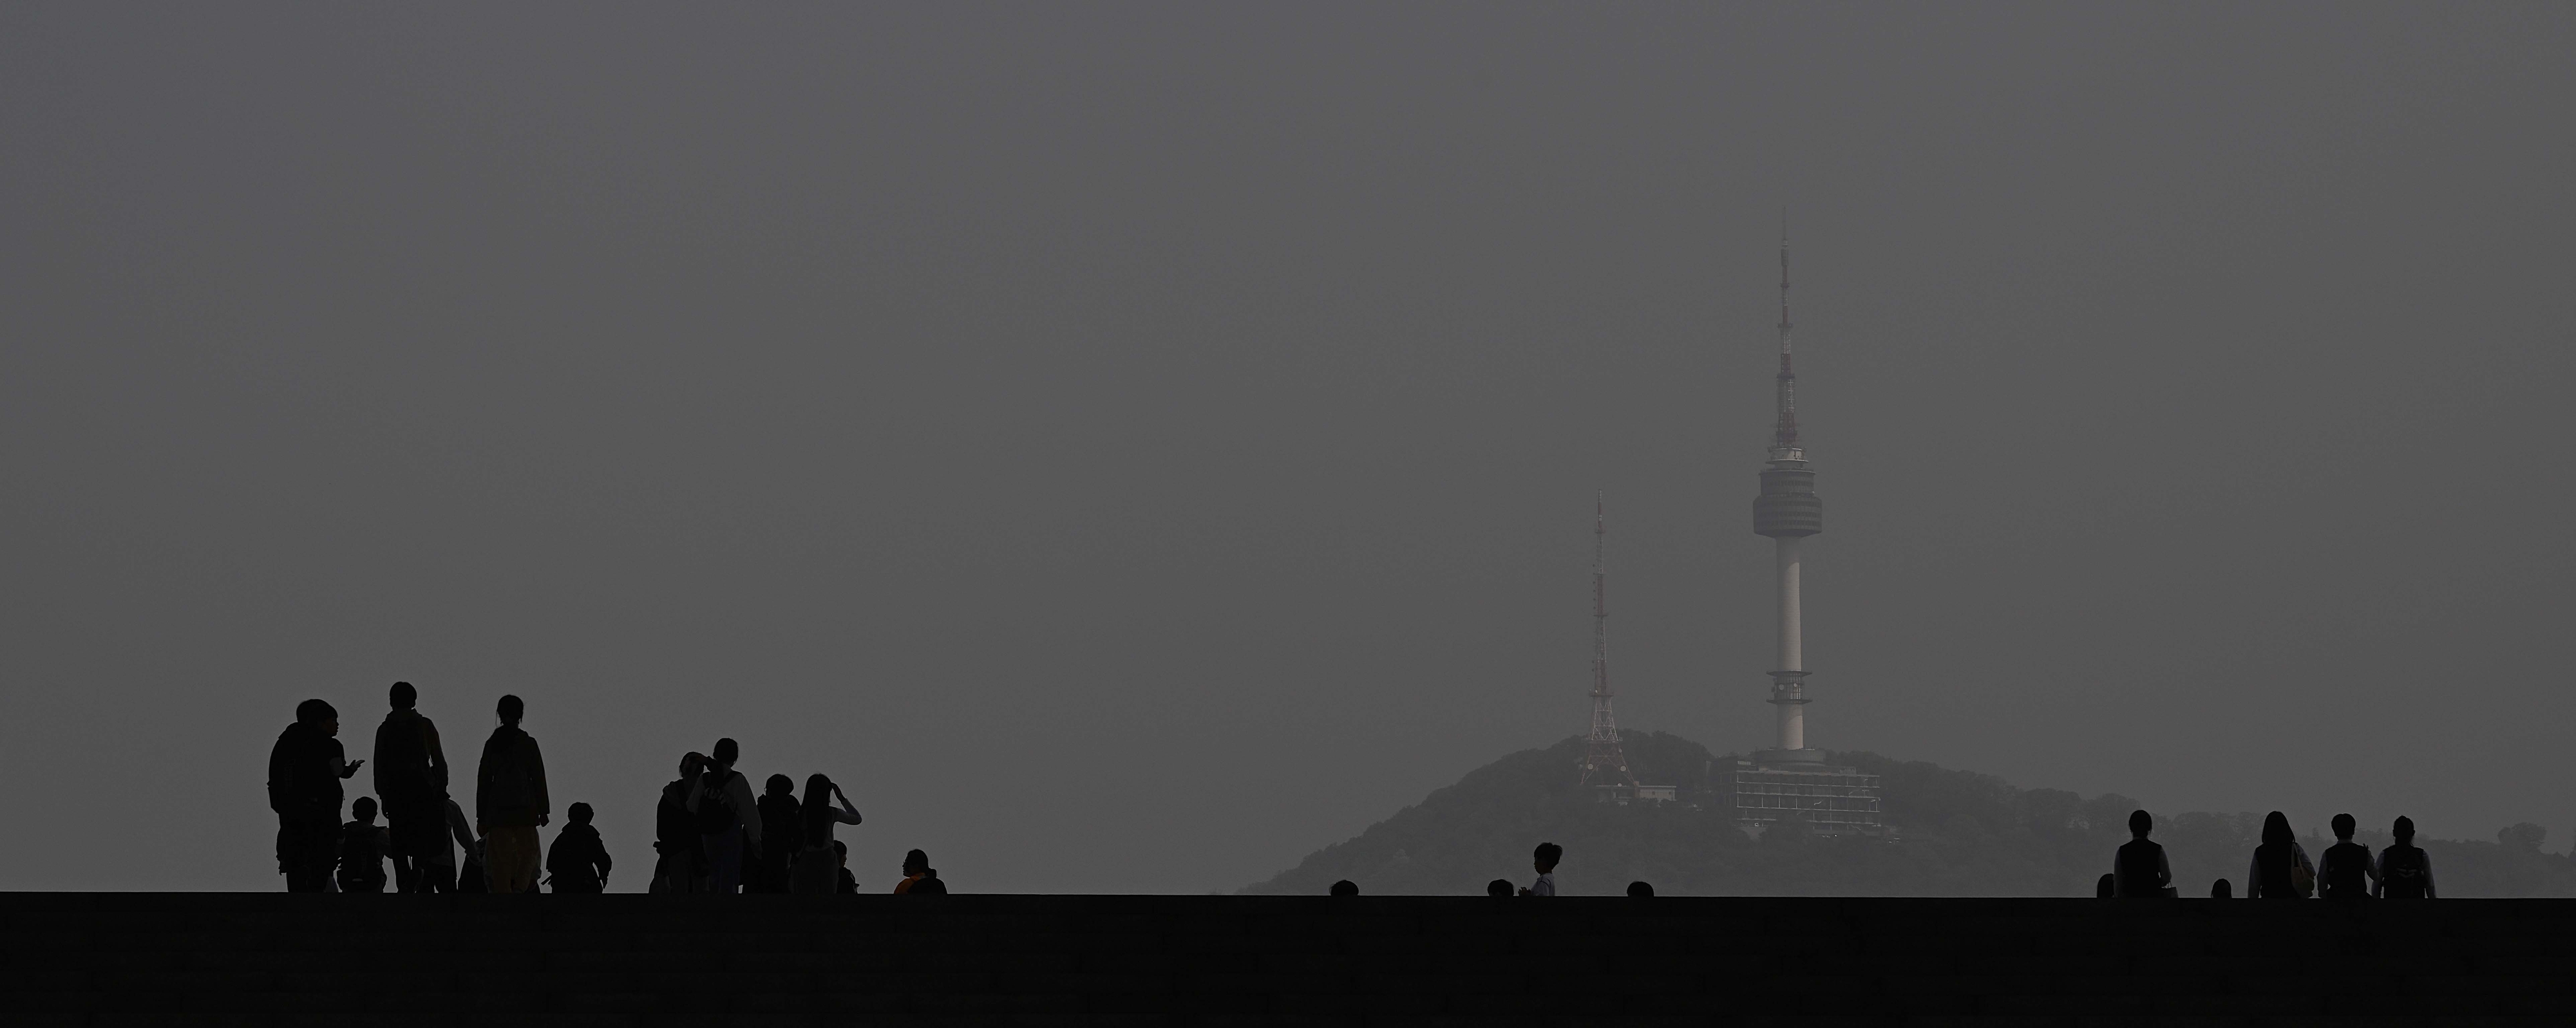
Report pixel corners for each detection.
[712,737,739,767]
[2128,809,2152,838]
[679,751,706,779]
[903,849,930,876]
[1532,842,1562,874]
[2211,879,2233,899]
[2331,813,2356,841]
[766,774,793,797]
[496,694,524,726]
[1329,879,1358,896]
[351,796,377,822]
[1486,879,1513,897]
[389,681,416,710]
[2260,810,2293,848]
[567,802,593,825]
[1626,881,1654,898]
[2392,816,2416,844]
[833,840,848,866]
[2096,873,2116,898]
[296,698,339,736]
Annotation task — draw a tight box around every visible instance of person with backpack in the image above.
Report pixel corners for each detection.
[2244,810,2315,899]
[2112,809,2174,897]
[652,752,708,893]
[787,774,863,895]
[2376,816,2437,899]
[545,802,612,893]
[475,695,549,893]
[336,796,392,893]
[686,738,762,894]
[2317,813,2376,899]
[370,681,449,893]
[752,774,801,893]
[268,698,363,892]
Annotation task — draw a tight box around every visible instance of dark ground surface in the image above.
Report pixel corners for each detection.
[8,892,2573,1025]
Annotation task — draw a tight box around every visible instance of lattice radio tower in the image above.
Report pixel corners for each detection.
[1578,492,1638,789]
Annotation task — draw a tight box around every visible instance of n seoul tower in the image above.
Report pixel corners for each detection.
[1751,224,1825,763]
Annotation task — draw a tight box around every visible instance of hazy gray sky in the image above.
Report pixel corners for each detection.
[3,3,2571,892]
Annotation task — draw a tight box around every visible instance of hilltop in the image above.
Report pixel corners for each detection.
[1240,733,2573,897]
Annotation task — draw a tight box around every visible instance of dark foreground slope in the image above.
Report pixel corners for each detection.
[1244,734,2575,897]
[15,892,2576,1025]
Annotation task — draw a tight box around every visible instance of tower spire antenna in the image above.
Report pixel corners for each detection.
[1772,215,1798,458]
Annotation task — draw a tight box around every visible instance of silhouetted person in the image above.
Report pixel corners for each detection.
[2245,810,2314,899]
[475,695,549,893]
[2376,816,2436,899]
[790,774,864,895]
[652,752,707,893]
[2318,812,2376,900]
[336,796,390,893]
[1486,879,1514,897]
[1520,843,1561,896]
[2096,874,2116,898]
[419,794,475,893]
[752,774,799,893]
[2210,879,2231,899]
[456,833,489,894]
[2114,809,2174,897]
[895,849,945,894]
[687,738,761,894]
[370,681,449,893]
[833,841,858,893]
[1626,881,1654,897]
[268,699,363,892]
[545,801,611,893]
[1329,879,1359,896]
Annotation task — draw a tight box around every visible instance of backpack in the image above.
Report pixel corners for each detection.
[696,771,739,835]
[2382,845,2430,897]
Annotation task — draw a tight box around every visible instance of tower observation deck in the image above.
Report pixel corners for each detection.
[1724,225,1881,836]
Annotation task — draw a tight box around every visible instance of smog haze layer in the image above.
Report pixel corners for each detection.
[3,2,2571,892]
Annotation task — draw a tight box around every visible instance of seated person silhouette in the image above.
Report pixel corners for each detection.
[2112,810,2174,897]
[2374,816,2436,899]
[1625,881,1654,897]
[336,796,391,893]
[2317,813,2376,899]
[1328,879,1358,896]
[1486,879,1515,897]
[1520,843,1561,896]
[545,802,612,893]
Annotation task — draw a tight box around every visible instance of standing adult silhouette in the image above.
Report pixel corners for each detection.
[475,695,549,893]
[788,774,863,895]
[652,752,706,893]
[371,682,449,893]
[267,698,362,892]
[2244,810,2314,899]
[753,774,800,893]
[687,738,761,894]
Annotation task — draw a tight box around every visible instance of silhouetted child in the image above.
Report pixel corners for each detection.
[2375,816,2436,899]
[832,841,858,894]
[2317,813,2374,900]
[1329,879,1359,896]
[545,802,612,893]
[1485,879,1514,897]
[336,797,391,893]
[1520,842,1561,896]
[894,848,946,894]
[1626,881,1654,897]
[2095,874,2115,897]
[424,795,475,893]
[2112,809,2174,897]
[457,832,490,894]
[2210,879,2231,899]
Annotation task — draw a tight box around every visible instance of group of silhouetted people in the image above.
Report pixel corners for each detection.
[1331,841,1653,897]
[2105,809,2437,899]
[267,684,949,895]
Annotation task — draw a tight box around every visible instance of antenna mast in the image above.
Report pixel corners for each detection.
[1578,492,1637,789]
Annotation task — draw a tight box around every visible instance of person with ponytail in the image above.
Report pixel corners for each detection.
[788,774,863,895]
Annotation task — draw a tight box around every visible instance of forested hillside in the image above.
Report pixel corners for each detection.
[1242,734,2573,897]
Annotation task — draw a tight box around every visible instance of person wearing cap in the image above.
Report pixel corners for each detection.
[267,698,365,892]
